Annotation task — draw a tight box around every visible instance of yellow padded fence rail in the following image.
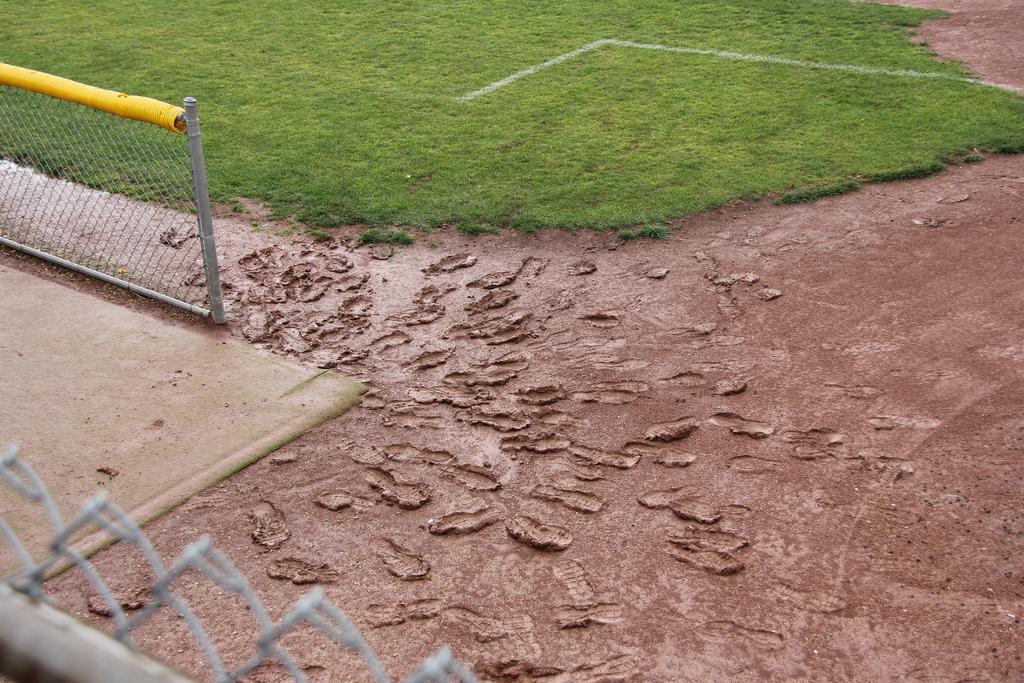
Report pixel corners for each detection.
[0,63,186,133]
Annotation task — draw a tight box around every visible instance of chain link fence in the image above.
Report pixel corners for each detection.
[0,80,225,321]
[0,444,477,683]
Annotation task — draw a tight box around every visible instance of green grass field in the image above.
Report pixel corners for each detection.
[2,0,1023,230]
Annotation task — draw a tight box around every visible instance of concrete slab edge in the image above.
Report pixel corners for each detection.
[56,371,366,575]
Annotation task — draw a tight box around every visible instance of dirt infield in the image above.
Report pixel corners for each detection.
[4,2,1021,681]
[22,153,1021,680]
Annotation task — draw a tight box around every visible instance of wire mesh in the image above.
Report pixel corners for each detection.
[0,444,477,683]
[0,85,212,310]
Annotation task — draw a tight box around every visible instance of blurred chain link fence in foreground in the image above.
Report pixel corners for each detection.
[0,445,476,683]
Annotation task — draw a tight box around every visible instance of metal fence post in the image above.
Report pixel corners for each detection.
[1,79,223,319]
[183,97,226,325]
[0,585,194,683]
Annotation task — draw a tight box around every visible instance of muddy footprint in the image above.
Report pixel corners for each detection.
[365,468,431,509]
[670,526,749,553]
[669,545,745,576]
[427,506,501,535]
[571,442,640,470]
[372,538,430,580]
[423,253,477,275]
[249,501,290,550]
[868,414,940,430]
[710,272,759,287]
[638,489,721,524]
[384,402,449,430]
[713,378,747,396]
[267,556,339,585]
[716,292,742,319]
[553,560,596,606]
[314,489,377,511]
[570,463,604,481]
[824,383,883,400]
[770,583,846,614]
[335,271,370,292]
[552,603,624,629]
[515,384,566,406]
[407,385,494,408]
[727,455,782,473]
[568,260,596,275]
[238,245,284,273]
[467,270,518,289]
[446,608,541,661]
[415,283,457,304]
[579,311,620,329]
[388,302,445,326]
[653,450,698,468]
[781,428,845,459]
[367,599,443,628]
[571,380,649,404]
[383,442,454,465]
[659,370,706,387]
[444,365,520,387]
[696,620,783,649]
[501,433,571,455]
[532,483,605,513]
[456,407,531,432]
[316,346,371,370]
[506,515,573,551]
[667,322,718,339]
[551,560,623,628]
[708,412,775,439]
[466,289,519,315]
[644,417,700,442]
[570,654,640,682]
[533,407,579,428]
[467,256,541,290]
[665,499,721,524]
[444,463,503,491]
[367,330,412,353]
[339,293,373,317]
[403,348,455,370]
[446,311,532,345]
[86,588,149,617]
[481,350,530,372]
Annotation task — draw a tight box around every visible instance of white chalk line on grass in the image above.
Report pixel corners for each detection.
[458,38,1016,101]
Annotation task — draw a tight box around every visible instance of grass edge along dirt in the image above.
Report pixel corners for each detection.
[2,1,1024,230]
[349,144,1004,241]
[309,145,1007,241]
[356,228,416,246]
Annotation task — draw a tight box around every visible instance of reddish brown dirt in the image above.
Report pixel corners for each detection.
[878,0,1024,93]
[11,3,1023,681]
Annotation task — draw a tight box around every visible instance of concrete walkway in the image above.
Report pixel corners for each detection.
[0,265,363,573]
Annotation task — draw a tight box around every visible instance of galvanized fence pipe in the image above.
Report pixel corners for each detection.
[183,97,225,324]
[0,583,193,683]
[0,64,226,322]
